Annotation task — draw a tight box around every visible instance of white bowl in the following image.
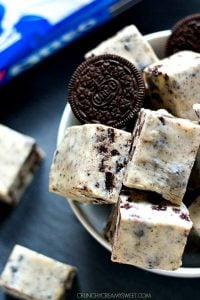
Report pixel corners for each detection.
[57,30,200,278]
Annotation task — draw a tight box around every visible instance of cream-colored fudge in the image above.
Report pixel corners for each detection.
[49,124,131,204]
[85,25,158,70]
[123,108,200,205]
[144,51,200,120]
[0,124,44,204]
[189,196,200,243]
[111,190,192,270]
[0,245,76,300]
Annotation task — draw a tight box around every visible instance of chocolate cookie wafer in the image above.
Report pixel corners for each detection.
[68,54,145,128]
[166,14,200,56]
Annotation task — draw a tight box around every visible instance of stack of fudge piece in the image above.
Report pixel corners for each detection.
[50,109,200,207]
[144,51,200,191]
[50,24,200,271]
[6,21,200,300]
[49,24,161,204]
[143,50,200,252]
[111,108,200,270]
[49,108,200,270]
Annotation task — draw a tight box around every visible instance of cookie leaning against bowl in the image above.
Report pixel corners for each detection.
[166,13,200,56]
[67,54,145,128]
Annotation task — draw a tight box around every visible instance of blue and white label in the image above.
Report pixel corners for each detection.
[0,0,135,84]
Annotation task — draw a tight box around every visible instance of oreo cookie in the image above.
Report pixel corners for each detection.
[166,13,200,56]
[68,54,145,128]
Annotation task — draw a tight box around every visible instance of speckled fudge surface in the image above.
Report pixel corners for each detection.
[0,124,44,204]
[0,245,76,300]
[49,124,132,204]
[85,25,158,71]
[111,190,192,270]
[144,51,200,120]
[123,108,200,205]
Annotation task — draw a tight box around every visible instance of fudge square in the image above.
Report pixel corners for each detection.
[0,124,44,204]
[123,108,200,205]
[85,25,158,71]
[144,51,200,121]
[111,190,192,270]
[49,124,132,204]
[0,245,76,300]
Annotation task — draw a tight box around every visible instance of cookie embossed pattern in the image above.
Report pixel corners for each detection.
[57,30,200,278]
[68,54,145,128]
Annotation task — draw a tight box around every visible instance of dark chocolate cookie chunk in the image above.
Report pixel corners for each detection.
[68,54,145,128]
[166,14,200,56]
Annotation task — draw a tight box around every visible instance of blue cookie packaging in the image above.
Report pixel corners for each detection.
[0,0,140,85]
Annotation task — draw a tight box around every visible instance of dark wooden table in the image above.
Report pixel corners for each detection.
[0,0,200,299]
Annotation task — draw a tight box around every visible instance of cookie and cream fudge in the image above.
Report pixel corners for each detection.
[85,25,158,71]
[0,124,44,204]
[49,124,131,204]
[111,190,192,270]
[144,51,200,120]
[123,108,200,205]
[0,245,76,300]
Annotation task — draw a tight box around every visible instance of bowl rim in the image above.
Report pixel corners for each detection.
[57,30,200,278]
